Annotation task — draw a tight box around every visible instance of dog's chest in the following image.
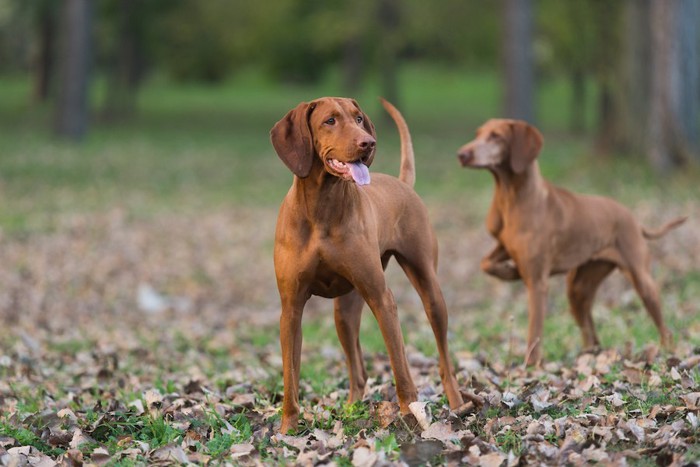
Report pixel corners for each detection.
[308,259,354,298]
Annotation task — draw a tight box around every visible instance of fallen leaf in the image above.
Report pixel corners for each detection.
[530,394,553,412]
[69,429,95,450]
[151,444,189,463]
[626,419,645,442]
[373,401,400,429]
[230,443,255,459]
[421,421,468,442]
[352,446,377,466]
[409,401,431,431]
[501,391,522,409]
[670,367,681,381]
[479,451,506,467]
[680,392,700,410]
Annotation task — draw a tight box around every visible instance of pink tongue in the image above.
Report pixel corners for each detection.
[348,162,370,185]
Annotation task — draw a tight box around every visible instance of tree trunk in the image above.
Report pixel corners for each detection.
[342,35,364,94]
[377,0,400,113]
[54,0,92,140]
[648,0,698,170]
[102,0,143,121]
[677,0,699,157]
[618,0,651,155]
[33,3,56,103]
[596,81,619,154]
[502,0,534,122]
[592,0,623,155]
[569,69,586,134]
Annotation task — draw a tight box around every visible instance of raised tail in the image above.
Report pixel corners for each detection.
[642,216,688,240]
[380,98,415,188]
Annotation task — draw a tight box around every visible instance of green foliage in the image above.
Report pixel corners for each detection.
[156,1,245,83]
[341,401,373,436]
[375,433,400,460]
[495,427,523,455]
[0,421,65,457]
[204,412,253,457]
[0,0,602,85]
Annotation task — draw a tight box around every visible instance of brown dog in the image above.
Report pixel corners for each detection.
[270,97,463,433]
[457,119,686,366]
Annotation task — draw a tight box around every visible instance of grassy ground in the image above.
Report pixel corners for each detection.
[0,64,699,465]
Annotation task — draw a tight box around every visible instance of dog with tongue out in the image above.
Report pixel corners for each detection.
[269,97,464,434]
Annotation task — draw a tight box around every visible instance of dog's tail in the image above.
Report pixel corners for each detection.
[642,216,687,240]
[380,98,415,188]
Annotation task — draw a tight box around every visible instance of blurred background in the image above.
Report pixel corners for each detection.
[0,0,699,214]
[0,0,698,354]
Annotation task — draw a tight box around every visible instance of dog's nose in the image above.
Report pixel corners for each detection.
[458,149,473,166]
[358,137,376,151]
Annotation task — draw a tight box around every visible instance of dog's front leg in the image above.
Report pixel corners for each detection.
[481,243,521,281]
[523,274,548,367]
[279,293,306,434]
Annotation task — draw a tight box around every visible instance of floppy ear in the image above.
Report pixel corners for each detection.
[509,121,543,174]
[351,99,377,166]
[270,102,315,178]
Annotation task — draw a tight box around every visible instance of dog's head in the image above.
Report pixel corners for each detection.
[270,97,376,185]
[457,119,543,174]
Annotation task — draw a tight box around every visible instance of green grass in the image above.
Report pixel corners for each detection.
[1,63,696,234]
[0,421,66,457]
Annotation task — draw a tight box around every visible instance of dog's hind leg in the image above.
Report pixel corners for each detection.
[566,260,616,351]
[396,252,464,410]
[334,290,368,404]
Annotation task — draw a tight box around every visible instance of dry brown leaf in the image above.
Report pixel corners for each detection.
[151,444,189,463]
[680,392,700,410]
[373,401,400,429]
[626,419,645,442]
[479,451,507,467]
[409,401,431,431]
[421,421,468,443]
[231,393,256,408]
[352,446,378,466]
[230,443,255,459]
[679,354,700,369]
[670,367,682,381]
[69,429,95,450]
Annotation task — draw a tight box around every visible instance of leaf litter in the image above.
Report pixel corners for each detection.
[0,201,698,465]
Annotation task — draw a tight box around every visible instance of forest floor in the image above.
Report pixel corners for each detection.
[1,68,699,465]
[1,199,698,465]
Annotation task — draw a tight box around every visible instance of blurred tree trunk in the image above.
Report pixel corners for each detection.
[566,1,587,134]
[377,0,400,112]
[342,37,364,94]
[677,0,699,159]
[54,0,92,140]
[502,0,534,122]
[33,2,57,103]
[648,0,699,170]
[102,0,144,121]
[591,0,623,154]
[569,70,585,134]
[618,0,651,155]
[342,2,367,94]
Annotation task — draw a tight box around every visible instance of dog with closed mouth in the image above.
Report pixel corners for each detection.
[457,118,686,366]
[270,97,463,433]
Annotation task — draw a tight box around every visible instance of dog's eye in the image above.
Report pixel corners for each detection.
[488,132,501,141]
[325,117,336,125]
[356,115,363,124]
